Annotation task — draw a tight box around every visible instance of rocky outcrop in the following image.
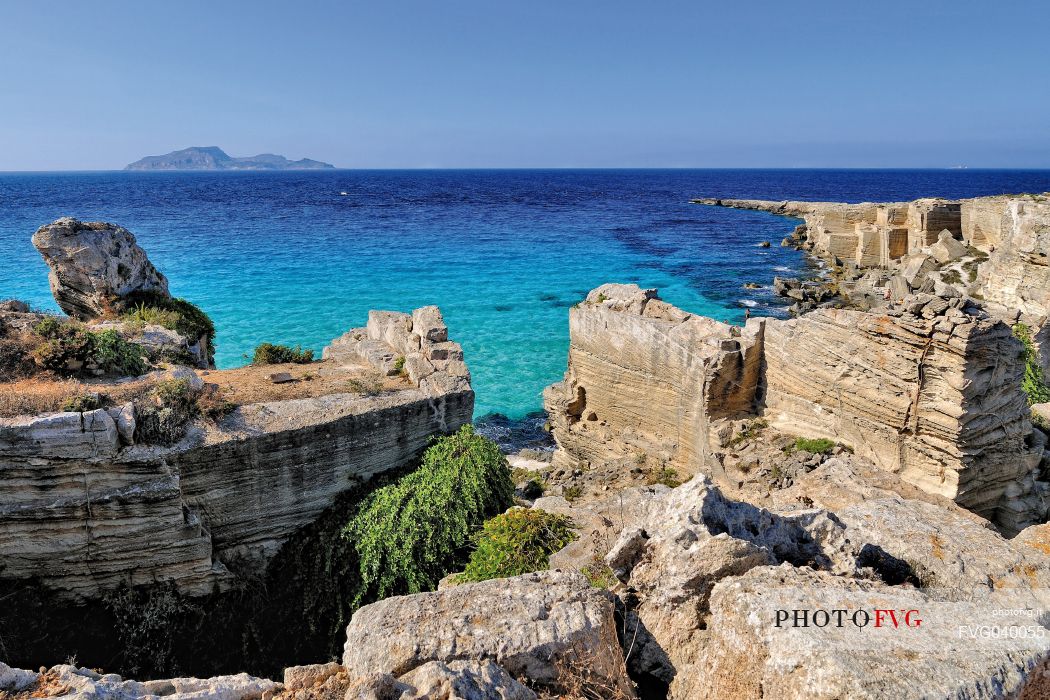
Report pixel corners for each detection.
[546,285,1042,533]
[979,196,1050,318]
[31,217,170,320]
[762,299,1036,527]
[0,663,277,700]
[605,466,1050,699]
[543,283,762,477]
[323,306,470,397]
[342,570,634,697]
[0,313,473,601]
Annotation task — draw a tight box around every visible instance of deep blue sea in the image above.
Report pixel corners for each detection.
[3,169,1050,419]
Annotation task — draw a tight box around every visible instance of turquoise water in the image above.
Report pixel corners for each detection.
[3,169,1050,418]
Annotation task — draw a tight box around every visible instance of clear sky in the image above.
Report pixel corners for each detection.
[1,0,1048,170]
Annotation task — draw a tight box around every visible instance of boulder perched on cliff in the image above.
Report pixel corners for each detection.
[32,217,170,320]
[342,570,633,696]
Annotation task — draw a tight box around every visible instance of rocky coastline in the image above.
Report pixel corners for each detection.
[5,194,1050,699]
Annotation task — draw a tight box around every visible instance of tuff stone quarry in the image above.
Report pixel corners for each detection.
[545,284,1043,533]
[543,283,762,478]
[0,309,473,601]
[31,217,170,320]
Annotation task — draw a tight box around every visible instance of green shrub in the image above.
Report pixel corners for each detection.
[456,508,577,584]
[252,342,314,365]
[393,355,406,375]
[121,292,215,360]
[940,269,963,285]
[61,393,105,412]
[563,484,583,502]
[31,319,147,376]
[1014,323,1050,405]
[134,378,199,445]
[343,425,514,604]
[581,562,618,589]
[647,466,683,488]
[793,437,836,455]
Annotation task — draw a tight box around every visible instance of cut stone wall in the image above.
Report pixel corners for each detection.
[0,312,473,601]
[546,285,1041,532]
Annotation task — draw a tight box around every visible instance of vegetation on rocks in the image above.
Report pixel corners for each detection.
[31,318,147,377]
[791,437,836,455]
[1013,323,1050,405]
[343,425,515,604]
[120,292,215,360]
[252,342,314,365]
[133,378,234,445]
[456,508,577,584]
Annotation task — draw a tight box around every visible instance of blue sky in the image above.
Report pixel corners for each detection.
[1,0,1047,169]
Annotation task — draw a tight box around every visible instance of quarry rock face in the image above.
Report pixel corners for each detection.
[545,284,1042,532]
[31,217,170,319]
[543,283,762,477]
[761,301,1036,528]
[0,320,474,600]
[342,570,634,697]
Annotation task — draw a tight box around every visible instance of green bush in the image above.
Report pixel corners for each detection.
[61,393,105,413]
[121,292,215,361]
[252,342,314,365]
[456,508,577,584]
[647,466,683,488]
[793,437,836,455]
[32,319,147,376]
[134,378,199,445]
[343,425,514,604]
[1014,323,1050,405]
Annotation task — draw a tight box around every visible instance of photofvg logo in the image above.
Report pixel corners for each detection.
[775,608,922,629]
[760,590,1050,653]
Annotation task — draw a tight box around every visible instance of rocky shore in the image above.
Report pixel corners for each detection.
[5,196,1050,699]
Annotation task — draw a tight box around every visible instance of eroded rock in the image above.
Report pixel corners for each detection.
[32,217,170,320]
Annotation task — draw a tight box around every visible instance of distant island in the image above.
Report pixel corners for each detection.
[125,146,334,171]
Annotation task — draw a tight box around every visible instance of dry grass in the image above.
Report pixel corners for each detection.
[0,377,155,417]
[199,362,408,405]
[0,359,409,419]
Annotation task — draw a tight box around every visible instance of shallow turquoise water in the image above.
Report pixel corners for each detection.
[4,169,1050,418]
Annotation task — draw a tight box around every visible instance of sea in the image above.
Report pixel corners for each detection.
[3,169,1050,431]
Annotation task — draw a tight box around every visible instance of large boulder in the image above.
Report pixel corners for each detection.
[603,462,1050,699]
[696,565,1050,700]
[342,570,633,696]
[32,217,169,319]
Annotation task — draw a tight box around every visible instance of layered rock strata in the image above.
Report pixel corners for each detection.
[545,284,1042,532]
[543,283,762,477]
[0,308,472,601]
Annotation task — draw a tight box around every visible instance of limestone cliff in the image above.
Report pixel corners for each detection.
[0,311,473,601]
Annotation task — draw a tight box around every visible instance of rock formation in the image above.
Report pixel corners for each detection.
[0,663,277,700]
[31,217,170,320]
[0,310,472,600]
[597,460,1050,699]
[694,193,1050,365]
[342,570,633,697]
[545,284,1044,533]
[544,283,762,478]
